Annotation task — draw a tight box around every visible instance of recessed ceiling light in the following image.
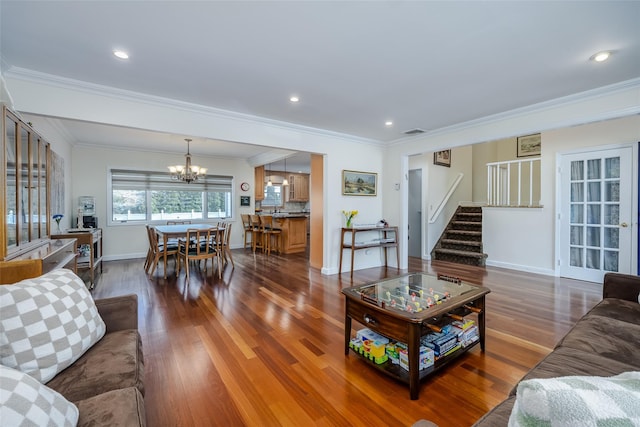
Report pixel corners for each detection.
[289,96,299,103]
[385,121,393,127]
[590,51,611,62]
[113,50,129,60]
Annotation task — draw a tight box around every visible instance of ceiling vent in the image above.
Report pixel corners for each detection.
[403,128,425,135]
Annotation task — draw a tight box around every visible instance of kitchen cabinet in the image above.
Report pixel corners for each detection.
[255,166,264,201]
[288,173,309,201]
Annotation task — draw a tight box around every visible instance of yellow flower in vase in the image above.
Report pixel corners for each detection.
[342,210,358,228]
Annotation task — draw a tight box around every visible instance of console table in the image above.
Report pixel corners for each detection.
[0,239,77,284]
[339,226,399,277]
[52,229,103,288]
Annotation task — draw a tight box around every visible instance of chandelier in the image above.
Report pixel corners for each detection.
[168,138,207,183]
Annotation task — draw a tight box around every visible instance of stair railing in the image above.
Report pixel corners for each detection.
[486,157,541,207]
[428,173,464,224]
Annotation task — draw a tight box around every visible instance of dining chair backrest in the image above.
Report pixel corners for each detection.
[182,228,218,257]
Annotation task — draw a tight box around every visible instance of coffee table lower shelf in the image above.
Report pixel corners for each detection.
[347,339,481,389]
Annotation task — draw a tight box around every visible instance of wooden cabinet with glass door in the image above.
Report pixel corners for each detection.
[0,105,59,283]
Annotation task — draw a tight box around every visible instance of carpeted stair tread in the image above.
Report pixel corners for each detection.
[446,230,482,236]
[441,239,482,247]
[433,248,487,258]
[456,213,482,219]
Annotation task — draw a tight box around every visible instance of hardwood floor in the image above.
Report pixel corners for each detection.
[91,251,602,427]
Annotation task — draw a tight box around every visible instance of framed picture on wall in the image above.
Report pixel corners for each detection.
[342,170,377,196]
[240,196,251,206]
[517,133,541,157]
[434,150,451,167]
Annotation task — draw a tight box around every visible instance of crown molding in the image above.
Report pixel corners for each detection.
[5,66,382,146]
[388,77,640,146]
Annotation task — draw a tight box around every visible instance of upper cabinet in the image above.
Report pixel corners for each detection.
[254,166,265,201]
[288,173,309,202]
[1,106,50,260]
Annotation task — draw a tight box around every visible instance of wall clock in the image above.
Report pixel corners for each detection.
[240,182,250,192]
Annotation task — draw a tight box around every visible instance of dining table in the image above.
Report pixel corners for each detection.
[154,223,218,273]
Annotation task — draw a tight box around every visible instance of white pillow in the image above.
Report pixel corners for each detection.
[509,372,640,427]
[0,269,106,383]
[0,364,78,427]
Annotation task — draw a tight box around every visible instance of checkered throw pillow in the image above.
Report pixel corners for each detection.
[0,364,78,426]
[0,269,106,384]
[509,371,640,427]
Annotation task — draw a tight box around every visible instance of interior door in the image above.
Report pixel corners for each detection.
[560,147,633,282]
[408,169,422,258]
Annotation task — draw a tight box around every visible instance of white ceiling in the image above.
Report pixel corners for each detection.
[2,1,639,164]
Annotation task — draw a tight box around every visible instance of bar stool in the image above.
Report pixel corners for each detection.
[260,215,282,255]
[250,214,264,253]
[241,214,254,249]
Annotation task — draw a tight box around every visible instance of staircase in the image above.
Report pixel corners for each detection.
[431,206,487,267]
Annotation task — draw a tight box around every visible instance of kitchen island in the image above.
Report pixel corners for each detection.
[272,214,308,254]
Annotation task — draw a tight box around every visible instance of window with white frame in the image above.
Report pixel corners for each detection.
[109,169,233,224]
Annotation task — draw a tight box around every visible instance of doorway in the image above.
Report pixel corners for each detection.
[408,169,422,258]
[559,146,634,282]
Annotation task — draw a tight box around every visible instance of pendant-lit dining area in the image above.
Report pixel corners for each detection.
[144,221,234,281]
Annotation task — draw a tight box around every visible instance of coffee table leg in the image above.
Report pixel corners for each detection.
[344,302,352,355]
[477,296,486,351]
[409,323,420,400]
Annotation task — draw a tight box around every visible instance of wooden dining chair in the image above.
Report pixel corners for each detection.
[259,215,282,255]
[176,227,222,282]
[221,222,235,268]
[241,214,255,249]
[250,214,264,253]
[146,225,179,278]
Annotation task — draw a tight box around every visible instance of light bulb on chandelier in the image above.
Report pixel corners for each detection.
[168,138,207,183]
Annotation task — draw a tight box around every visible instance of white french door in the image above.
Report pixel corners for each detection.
[560,147,633,283]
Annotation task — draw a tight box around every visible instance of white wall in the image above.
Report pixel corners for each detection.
[384,82,639,272]
[4,75,387,273]
[70,145,254,259]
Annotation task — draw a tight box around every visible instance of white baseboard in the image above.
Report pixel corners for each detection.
[485,260,555,277]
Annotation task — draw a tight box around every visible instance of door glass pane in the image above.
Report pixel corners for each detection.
[5,115,17,248]
[570,226,583,245]
[587,182,600,202]
[570,247,583,267]
[587,159,601,179]
[587,205,600,224]
[605,182,619,202]
[570,204,583,223]
[587,226,600,247]
[570,160,583,180]
[604,228,619,249]
[604,157,620,179]
[604,251,618,272]
[604,205,619,225]
[586,249,600,269]
[571,183,583,202]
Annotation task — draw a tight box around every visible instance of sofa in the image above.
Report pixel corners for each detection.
[0,269,145,427]
[473,272,640,426]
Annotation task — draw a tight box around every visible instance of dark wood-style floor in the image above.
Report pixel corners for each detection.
[91,249,602,427]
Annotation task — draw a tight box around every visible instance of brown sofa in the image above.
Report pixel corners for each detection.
[46,294,146,427]
[473,272,640,426]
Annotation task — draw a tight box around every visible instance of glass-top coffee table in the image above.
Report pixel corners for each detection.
[342,273,490,399]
